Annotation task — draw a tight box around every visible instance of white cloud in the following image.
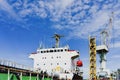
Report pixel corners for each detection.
[112,55,120,58]
[63,1,120,40]
[1,0,120,40]
[1,0,120,78]
[19,9,32,17]
[110,42,120,48]
[0,0,20,20]
[83,4,90,10]
[68,10,110,39]
[89,5,99,14]
[48,0,74,21]
[53,24,63,30]
[83,0,90,4]
[58,0,73,9]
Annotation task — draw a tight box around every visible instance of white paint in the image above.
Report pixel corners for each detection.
[29,46,80,79]
[96,45,110,78]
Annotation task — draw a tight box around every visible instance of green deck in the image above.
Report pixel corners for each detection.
[0,73,51,80]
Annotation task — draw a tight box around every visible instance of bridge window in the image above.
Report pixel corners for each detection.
[61,49,63,52]
[54,50,57,52]
[65,49,68,51]
[50,50,53,52]
[44,51,46,53]
[58,50,60,52]
[47,50,49,53]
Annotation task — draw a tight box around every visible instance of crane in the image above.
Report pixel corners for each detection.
[96,12,113,80]
[89,36,97,80]
[100,12,113,48]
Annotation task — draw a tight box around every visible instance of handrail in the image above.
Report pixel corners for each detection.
[0,59,34,71]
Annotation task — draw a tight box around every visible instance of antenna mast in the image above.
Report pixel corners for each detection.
[52,34,64,48]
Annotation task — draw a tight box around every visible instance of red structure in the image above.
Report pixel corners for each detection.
[76,60,83,67]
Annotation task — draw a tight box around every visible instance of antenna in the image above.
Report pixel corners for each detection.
[39,41,43,49]
[52,34,64,48]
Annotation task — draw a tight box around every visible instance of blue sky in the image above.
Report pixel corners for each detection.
[0,0,120,78]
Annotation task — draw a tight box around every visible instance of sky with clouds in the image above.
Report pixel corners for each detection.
[0,0,120,79]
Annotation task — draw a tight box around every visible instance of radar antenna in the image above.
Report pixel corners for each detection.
[52,34,64,48]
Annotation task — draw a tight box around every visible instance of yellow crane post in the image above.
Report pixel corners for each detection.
[89,37,97,80]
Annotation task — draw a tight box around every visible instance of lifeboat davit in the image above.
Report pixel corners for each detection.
[76,60,83,67]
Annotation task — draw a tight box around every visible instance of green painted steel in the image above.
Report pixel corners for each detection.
[44,78,51,80]
[22,76,37,80]
[22,76,30,80]
[0,73,8,80]
[0,73,51,80]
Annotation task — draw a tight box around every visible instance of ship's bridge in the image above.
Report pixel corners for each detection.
[29,46,79,59]
[36,46,70,54]
[35,46,79,58]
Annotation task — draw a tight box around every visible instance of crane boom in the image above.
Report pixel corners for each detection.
[101,12,114,49]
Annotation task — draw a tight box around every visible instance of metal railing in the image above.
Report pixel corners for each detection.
[0,58,34,71]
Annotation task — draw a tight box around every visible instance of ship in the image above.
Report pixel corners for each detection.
[0,34,83,80]
[29,34,83,80]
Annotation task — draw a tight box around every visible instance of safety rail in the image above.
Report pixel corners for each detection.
[0,59,34,71]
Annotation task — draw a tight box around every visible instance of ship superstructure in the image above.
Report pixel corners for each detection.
[29,34,83,79]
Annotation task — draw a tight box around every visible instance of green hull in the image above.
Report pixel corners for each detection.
[0,73,51,80]
[0,65,83,80]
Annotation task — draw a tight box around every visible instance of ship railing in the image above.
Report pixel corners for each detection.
[0,58,35,71]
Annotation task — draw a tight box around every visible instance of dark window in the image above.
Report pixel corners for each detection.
[65,49,68,51]
[50,50,53,52]
[58,50,60,52]
[54,50,57,52]
[57,63,59,65]
[65,63,66,65]
[61,49,63,52]
[51,63,53,65]
[41,51,43,53]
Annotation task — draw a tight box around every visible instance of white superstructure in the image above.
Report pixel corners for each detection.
[29,34,82,79]
[29,46,80,79]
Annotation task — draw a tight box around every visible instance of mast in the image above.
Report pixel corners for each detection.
[52,34,64,48]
